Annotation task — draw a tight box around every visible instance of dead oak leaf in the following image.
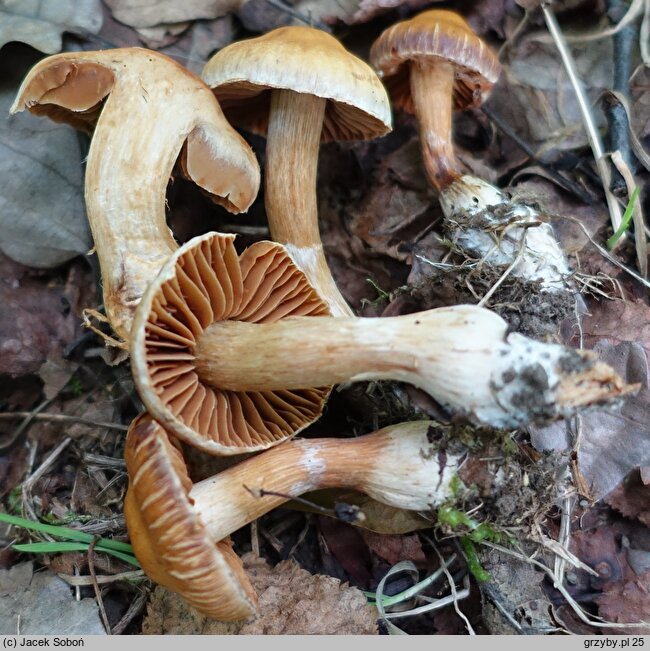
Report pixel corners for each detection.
[0,0,103,54]
[105,0,243,29]
[142,553,378,634]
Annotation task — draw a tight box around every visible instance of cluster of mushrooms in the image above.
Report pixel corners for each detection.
[11,10,633,622]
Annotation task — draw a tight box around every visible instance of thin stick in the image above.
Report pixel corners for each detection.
[88,538,112,635]
[484,541,650,629]
[542,3,624,236]
[0,412,128,431]
[478,231,528,307]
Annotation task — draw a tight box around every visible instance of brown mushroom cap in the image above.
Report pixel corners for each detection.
[124,414,257,620]
[130,232,330,456]
[201,26,392,141]
[369,9,502,112]
[11,48,259,215]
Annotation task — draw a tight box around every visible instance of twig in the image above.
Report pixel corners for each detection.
[481,105,593,204]
[264,0,331,31]
[542,3,624,236]
[22,437,72,527]
[88,538,112,635]
[58,570,145,586]
[429,538,475,635]
[477,230,528,307]
[111,590,148,635]
[604,91,650,173]
[0,412,128,431]
[569,216,650,288]
[483,541,650,629]
[0,398,54,451]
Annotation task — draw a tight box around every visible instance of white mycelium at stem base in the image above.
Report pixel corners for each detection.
[11,48,260,341]
[371,10,572,292]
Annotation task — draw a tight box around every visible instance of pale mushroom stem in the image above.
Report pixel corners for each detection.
[265,89,353,317]
[410,59,463,192]
[86,106,180,340]
[193,305,631,429]
[190,422,455,541]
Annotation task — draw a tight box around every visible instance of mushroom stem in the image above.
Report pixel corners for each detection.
[190,421,456,541]
[193,304,632,429]
[85,105,179,340]
[265,89,352,316]
[410,59,463,192]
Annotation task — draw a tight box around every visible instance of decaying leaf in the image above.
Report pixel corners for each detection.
[359,529,427,566]
[596,568,650,634]
[605,471,650,527]
[0,562,105,634]
[479,547,555,635]
[142,553,378,634]
[105,0,243,29]
[0,253,86,376]
[0,0,103,54]
[295,0,434,25]
[0,49,91,269]
[531,341,650,500]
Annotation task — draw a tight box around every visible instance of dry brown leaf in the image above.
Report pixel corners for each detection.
[531,341,650,499]
[0,0,103,54]
[142,553,378,634]
[596,568,650,634]
[0,253,86,377]
[105,0,243,29]
[605,471,650,527]
[295,0,434,25]
[359,530,427,566]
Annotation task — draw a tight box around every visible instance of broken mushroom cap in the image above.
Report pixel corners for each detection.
[202,26,392,317]
[124,414,258,621]
[202,25,392,141]
[125,414,465,620]
[370,9,501,113]
[130,231,330,456]
[132,233,634,434]
[10,48,260,341]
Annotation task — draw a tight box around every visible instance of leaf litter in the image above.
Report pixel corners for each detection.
[1,0,650,636]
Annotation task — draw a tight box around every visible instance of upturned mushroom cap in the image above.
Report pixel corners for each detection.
[131,232,330,455]
[11,48,260,214]
[124,415,257,620]
[202,26,392,141]
[370,9,502,112]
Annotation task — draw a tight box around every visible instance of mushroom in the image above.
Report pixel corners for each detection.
[370,10,572,293]
[131,231,632,456]
[10,48,260,342]
[202,26,392,316]
[124,414,464,620]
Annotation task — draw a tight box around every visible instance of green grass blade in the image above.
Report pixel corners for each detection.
[13,542,141,568]
[607,187,640,249]
[0,512,134,554]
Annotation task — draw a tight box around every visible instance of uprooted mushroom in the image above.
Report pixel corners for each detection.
[10,48,260,343]
[124,414,468,620]
[370,10,573,296]
[202,26,392,316]
[130,231,633,457]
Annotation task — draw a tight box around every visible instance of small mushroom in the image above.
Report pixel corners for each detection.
[11,48,260,342]
[131,232,633,455]
[124,414,464,620]
[370,10,571,292]
[202,26,392,316]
